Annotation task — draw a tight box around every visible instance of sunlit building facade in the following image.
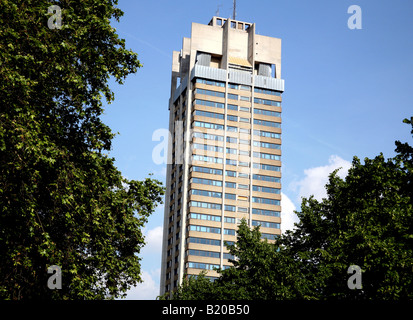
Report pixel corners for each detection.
[160,16,284,296]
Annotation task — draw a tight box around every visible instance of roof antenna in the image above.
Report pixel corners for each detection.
[232,0,236,20]
[216,4,222,16]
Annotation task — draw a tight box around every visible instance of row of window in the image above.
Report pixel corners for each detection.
[192,155,280,166]
[190,198,280,211]
[253,151,281,161]
[189,213,237,223]
[254,130,281,139]
[254,108,281,117]
[194,89,281,107]
[189,197,280,215]
[194,109,280,127]
[191,158,281,172]
[194,99,224,109]
[189,221,279,236]
[195,88,225,98]
[191,189,222,198]
[187,249,235,260]
[193,121,253,133]
[191,184,279,196]
[254,97,281,107]
[191,174,280,186]
[252,220,280,229]
[254,118,281,128]
[253,141,281,150]
[193,142,280,156]
[196,78,225,87]
[252,185,281,194]
[196,78,282,97]
[189,225,236,235]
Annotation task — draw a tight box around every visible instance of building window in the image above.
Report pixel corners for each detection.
[190,201,222,210]
[228,93,238,100]
[252,220,280,229]
[226,159,237,166]
[252,208,280,217]
[189,225,221,234]
[191,177,223,187]
[192,155,223,164]
[195,88,225,98]
[188,249,220,258]
[252,174,280,183]
[194,110,224,120]
[224,205,236,212]
[191,166,223,175]
[253,163,281,171]
[224,228,236,235]
[254,97,281,106]
[254,87,282,96]
[253,119,281,128]
[253,152,281,161]
[254,108,281,117]
[224,217,235,223]
[189,213,221,222]
[193,143,223,153]
[195,99,224,109]
[253,141,281,150]
[225,170,236,177]
[252,185,281,194]
[261,233,279,240]
[225,193,236,200]
[196,78,225,87]
[252,197,280,205]
[188,237,221,246]
[191,189,222,198]
[188,262,220,270]
[193,131,224,141]
[193,121,224,130]
[253,130,281,139]
[225,182,236,188]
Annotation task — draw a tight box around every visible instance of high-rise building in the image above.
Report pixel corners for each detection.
[160,16,284,296]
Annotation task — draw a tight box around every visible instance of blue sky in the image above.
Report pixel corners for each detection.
[100,0,413,299]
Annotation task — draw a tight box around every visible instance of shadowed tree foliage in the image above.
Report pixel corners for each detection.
[168,118,413,300]
[0,0,164,299]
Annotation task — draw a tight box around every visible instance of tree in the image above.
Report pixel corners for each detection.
[283,118,413,299]
[0,0,164,299]
[170,118,413,300]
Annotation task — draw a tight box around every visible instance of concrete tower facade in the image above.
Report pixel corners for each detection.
[160,17,284,296]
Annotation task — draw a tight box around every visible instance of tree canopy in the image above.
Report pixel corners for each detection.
[0,0,164,299]
[168,118,413,300]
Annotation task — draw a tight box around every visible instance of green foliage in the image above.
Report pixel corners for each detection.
[171,119,413,300]
[0,0,164,299]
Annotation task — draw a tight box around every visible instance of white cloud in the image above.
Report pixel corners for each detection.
[143,226,163,254]
[293,155,351,202]
[281,192,298,233]
[124,269,160,300]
